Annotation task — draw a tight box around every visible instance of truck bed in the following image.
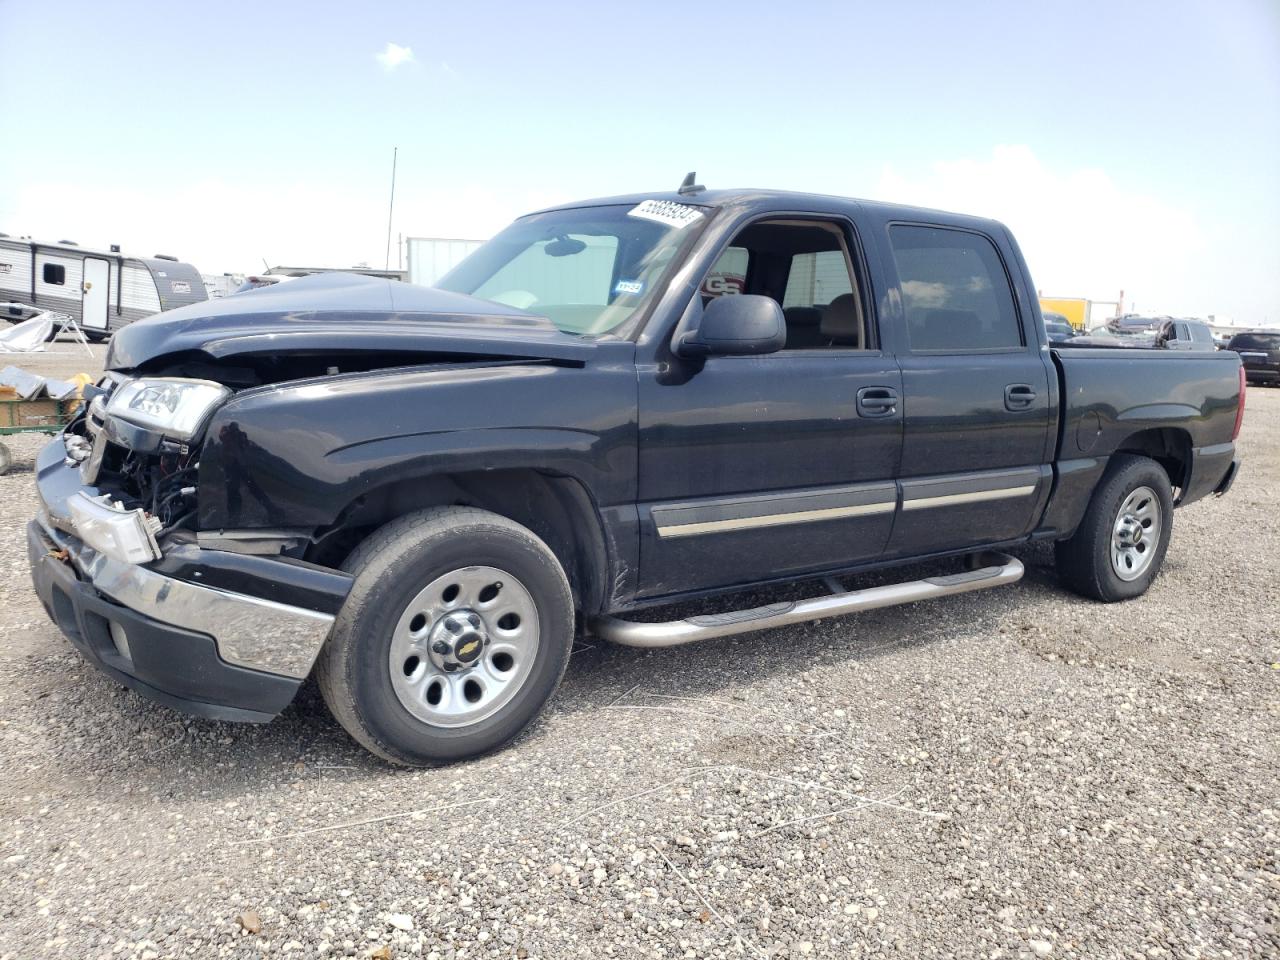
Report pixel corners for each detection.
[1050,346,1241,517]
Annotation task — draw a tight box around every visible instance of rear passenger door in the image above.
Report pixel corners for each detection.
[883,224,1053,557]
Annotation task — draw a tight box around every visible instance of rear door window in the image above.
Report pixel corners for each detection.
[888,225,1022,352]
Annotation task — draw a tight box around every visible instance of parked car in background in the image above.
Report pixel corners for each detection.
[1110,314,1163,335]
[1227,330,1280,385]
[233,273,308,294]
[1155,318,1216,351]
[1069,323,1156,348]
[1043,311,1076,343]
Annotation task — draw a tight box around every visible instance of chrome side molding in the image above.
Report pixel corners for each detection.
[590,552,1024,649]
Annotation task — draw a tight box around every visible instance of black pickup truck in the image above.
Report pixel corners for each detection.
[29,186,1245,765]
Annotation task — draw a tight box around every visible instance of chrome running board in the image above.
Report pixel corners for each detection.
[590,552,1024,648]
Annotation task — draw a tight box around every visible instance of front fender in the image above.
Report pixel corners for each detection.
[197,357,636,531]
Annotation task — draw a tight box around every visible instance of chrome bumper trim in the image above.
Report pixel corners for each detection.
[38,512,333,679]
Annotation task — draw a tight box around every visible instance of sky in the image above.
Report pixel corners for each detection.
[1,0,1277,323]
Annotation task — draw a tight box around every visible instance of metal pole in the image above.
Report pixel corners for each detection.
[384,147,398,271]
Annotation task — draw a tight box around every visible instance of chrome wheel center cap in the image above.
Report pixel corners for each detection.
[428,609,489,673]
[1117,516,1142,546]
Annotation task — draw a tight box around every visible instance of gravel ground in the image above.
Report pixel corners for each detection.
[0,347,1276,959]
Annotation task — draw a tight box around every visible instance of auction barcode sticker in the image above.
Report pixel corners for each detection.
[627,200,705,229]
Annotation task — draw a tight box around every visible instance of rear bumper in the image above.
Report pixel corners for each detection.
[1182,442,1238,506]
[1243,365,1280,383]
[29,521,300,722]
[1213,459,1239,498]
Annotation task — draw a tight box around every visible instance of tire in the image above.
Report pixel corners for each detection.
[0,441,11,476]
[316,506,574,766]
[1054,454,1174,602]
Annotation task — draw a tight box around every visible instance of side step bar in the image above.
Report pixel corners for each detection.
[590,552,1024,649]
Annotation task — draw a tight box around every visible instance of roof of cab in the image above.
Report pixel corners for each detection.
[528,187,1007,234]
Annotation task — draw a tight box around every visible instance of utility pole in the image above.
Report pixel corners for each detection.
[384,147,398,271]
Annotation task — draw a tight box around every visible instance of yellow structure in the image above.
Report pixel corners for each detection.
[1039,297,1089,330]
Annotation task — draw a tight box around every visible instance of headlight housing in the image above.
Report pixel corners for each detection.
[68,492,163,564]
[105,378,231,443]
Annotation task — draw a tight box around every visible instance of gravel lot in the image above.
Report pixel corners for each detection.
[1,344,1276,959]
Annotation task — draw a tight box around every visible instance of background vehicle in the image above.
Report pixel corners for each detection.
[1155,318,1217,350]
[1069,323,1156,348]
[1227,330,1280,384]
[232,273,308,294]
[1038,295,1125,331]
[1043,311,1076,343]
[28,188,1244,766]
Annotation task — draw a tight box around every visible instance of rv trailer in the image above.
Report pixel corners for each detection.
[0,235,206,339]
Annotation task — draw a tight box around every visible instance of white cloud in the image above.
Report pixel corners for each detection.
[873,145,1211,319]
[375,42,414,71]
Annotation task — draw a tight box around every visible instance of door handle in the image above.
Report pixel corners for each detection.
[1005,383,1036,410]
[856,386,899,418]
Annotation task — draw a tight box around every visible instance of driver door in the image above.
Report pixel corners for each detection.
[634,218,903,600]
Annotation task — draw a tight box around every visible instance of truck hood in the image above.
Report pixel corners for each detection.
[106,272,599,371]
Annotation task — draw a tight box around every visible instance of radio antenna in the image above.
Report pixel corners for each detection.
[384,146,398,271]
[677,171,704,196]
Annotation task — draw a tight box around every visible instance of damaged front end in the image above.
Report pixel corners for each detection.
[29,373,350,722]
[64,376,230,559]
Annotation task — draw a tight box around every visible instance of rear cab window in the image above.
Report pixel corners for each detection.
[888,225,1023,352]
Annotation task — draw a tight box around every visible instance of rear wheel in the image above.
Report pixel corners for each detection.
[1054,454,1174,602]
[316,506,574,765]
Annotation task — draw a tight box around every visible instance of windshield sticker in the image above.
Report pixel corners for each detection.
[614,279,644,296]
[627,199,705,229]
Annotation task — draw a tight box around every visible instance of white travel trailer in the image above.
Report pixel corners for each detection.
[0,235,206,339]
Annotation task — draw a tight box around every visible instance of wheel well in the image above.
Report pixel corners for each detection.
[1112,428,1191,496]
[305,469,610,613]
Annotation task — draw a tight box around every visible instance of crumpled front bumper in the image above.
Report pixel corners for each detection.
[28,438,348,723]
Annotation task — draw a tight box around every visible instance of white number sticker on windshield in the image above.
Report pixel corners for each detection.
[627,200,705,229]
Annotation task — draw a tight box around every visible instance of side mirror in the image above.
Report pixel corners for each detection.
[674,294,786,357]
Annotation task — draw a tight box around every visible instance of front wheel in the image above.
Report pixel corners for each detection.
[316,506,574,765]
[1054,454,1175,602]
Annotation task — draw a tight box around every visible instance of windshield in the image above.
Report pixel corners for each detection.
[435,202,709,336]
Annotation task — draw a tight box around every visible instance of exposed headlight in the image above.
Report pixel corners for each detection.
[106,378,231,442]
[68,492,163,564]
